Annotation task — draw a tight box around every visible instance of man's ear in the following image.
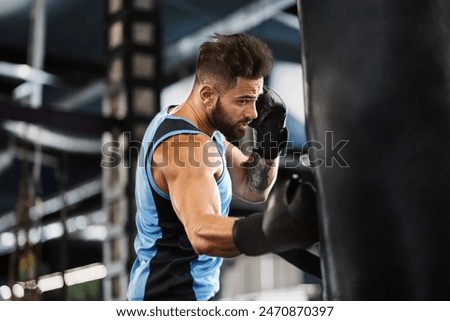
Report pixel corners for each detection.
[199,85,217,107]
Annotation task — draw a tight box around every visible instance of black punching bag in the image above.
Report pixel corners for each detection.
[298,0,450,299]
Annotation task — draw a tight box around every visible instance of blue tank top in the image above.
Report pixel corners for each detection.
[127,106,232,301]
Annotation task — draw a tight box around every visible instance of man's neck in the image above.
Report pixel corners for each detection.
[171,98,215,137]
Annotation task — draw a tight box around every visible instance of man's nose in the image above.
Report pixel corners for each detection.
[247,101,258,120]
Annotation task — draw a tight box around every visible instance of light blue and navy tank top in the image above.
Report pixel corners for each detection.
[127,106,232,301]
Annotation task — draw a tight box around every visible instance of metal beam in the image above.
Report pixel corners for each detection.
[27,0,47,108]
[0,209,107,255]
[3,121,102,154]
[0,61,65,86]
[0,147,14,175]
[53,79,106,111]
[274,12,300,30]
[0,178,101,234]
[163,0,296,73]
[0,98,122,136]
[28,0,46,71]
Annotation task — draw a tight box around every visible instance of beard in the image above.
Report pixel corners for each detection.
[211,97,248,140]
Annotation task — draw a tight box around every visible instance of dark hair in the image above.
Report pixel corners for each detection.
[194,33,273,92]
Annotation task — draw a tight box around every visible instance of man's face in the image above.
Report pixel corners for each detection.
[210,77,263,140]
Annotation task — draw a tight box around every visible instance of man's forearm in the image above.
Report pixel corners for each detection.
[242,151,278,194]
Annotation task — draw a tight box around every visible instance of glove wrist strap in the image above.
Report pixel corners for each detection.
[232,213,272,256]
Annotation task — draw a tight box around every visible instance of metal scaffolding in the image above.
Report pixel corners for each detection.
[102,0,162,300]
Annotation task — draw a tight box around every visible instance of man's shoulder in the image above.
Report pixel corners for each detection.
[162,133,217,155]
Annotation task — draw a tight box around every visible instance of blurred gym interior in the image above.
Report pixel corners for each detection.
[0,0,449,301]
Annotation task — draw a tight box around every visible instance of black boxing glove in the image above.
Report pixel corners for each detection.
[232,213,272,256]
[249,86,288,160]
[232,174,319,255]
[262,174,319,252]
[232,212,322,278]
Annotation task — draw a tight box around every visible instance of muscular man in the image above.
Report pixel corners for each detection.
[127,33,313,301]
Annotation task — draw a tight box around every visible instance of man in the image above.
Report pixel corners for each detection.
[127,33,316,301]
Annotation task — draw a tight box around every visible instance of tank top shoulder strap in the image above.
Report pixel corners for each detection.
[145,117,203,164]
[153,117,202,142]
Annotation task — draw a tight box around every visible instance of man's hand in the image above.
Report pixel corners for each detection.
[262,174,319,252]
[249,86,288,160]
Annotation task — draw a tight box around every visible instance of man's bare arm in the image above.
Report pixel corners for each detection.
[225,140,279,203]
[159,134,240,257]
